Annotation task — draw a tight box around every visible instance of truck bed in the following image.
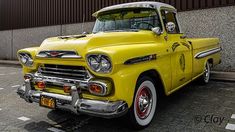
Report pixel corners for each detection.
[187,38,221,79]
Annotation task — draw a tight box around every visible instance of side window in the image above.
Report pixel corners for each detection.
[161,10,180,34]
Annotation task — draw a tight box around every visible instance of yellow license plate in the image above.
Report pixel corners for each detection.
[40,96,56,109]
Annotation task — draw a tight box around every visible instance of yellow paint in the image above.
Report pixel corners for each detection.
[17,31,221,108]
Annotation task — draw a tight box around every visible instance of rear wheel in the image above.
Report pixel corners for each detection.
[199,61,211,84]
[128,76,158,129]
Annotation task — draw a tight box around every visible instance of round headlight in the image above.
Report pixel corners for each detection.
[20,56,27,64]
[18,53,34,67]
[100,56,111,72]
[87,54,112,73]
[88,55,100,70]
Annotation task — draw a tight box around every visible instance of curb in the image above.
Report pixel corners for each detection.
[0,60,21,66]
[211,71,235,82]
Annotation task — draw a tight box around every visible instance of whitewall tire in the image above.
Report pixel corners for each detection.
[128,76,158,129]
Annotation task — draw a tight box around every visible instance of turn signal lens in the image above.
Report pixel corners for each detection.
[89,84,103,95]
[88,80,112,96]
[63,85,71,93]
[37,81,45,89]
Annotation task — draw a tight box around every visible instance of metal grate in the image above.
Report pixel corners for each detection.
[38,64,88,80]
[0,0,235,31]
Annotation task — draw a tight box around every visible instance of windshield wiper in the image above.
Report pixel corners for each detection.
[104,29,139,32]
[93,29,139,34]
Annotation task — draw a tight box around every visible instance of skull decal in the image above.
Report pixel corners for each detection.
[166,22,176,33]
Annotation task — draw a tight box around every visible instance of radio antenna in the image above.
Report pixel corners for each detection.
[81,14,85,34]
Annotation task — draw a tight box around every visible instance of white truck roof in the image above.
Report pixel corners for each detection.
[93,1,176,17]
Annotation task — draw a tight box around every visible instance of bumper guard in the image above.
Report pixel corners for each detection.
[17,79,128,118]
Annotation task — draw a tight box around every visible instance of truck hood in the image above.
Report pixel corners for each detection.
[38,31,156,57]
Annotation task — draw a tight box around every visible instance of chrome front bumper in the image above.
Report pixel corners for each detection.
[17,79,128,118]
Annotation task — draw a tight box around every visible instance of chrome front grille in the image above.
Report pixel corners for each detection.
[38,64,89,80]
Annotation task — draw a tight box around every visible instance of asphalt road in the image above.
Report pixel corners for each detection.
[0,65,234,132]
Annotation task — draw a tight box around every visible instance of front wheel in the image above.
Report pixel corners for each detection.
[128,76,158,129]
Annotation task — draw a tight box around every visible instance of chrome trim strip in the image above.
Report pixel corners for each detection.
[36,54,47,58]
[34,72,91,89]
[40,67,86,73]
[40,70,85,77]
[61,55,82,59]
[93,2,176,17]
[35,72,90,81]
[194,47,222,59]
[77,99,128,118]
[124,54,157,65]
[41,92,72,101]
[36,54,82,59]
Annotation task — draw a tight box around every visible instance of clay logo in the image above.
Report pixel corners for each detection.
[179,54,185,71]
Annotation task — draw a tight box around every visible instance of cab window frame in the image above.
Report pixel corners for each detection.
[160,8,181,34]
[92,8,163,33]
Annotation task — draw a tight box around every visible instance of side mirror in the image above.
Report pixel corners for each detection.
[151,27,162,35]
[166,22,176,33]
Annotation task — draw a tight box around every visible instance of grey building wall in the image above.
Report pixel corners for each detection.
[0,22,95,60]
[61,22,94,35]
[0,30,12,59]
[0,6,234,71]
[178,6,235,71]
[12,25,61,59]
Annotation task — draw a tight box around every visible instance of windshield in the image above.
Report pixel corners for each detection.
[92,8,162,33]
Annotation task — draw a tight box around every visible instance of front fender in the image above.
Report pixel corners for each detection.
[85,43,172,107]
[86,43,168,75]
[17,47,39,73]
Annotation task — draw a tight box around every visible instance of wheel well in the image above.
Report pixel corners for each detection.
[208,58,213,67]
[138,69,166,97]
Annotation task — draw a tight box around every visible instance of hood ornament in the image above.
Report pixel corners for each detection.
[46,51,64,57]
[36,50,82,59]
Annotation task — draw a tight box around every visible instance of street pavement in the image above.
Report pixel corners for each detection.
[0,65,234,132]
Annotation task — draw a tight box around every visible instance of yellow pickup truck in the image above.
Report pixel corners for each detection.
[17,2,221,129]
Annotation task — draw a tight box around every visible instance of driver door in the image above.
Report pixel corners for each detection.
[161,10,193,90]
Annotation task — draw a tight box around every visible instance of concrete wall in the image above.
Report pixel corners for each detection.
[0,30,12,59]
[61,22,95,35]
[178,6,235,71]
[0,22,95,60]
[0,6,234,71]
[12,25,61,59]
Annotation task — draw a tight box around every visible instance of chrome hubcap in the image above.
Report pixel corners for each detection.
[204,63,210,82]
[136,87,153,119]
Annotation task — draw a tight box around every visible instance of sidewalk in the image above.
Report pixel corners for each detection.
[0,60,234,82]
[211,71,235,82]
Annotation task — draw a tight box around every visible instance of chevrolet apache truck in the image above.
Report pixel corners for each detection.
[17,2,221,129]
